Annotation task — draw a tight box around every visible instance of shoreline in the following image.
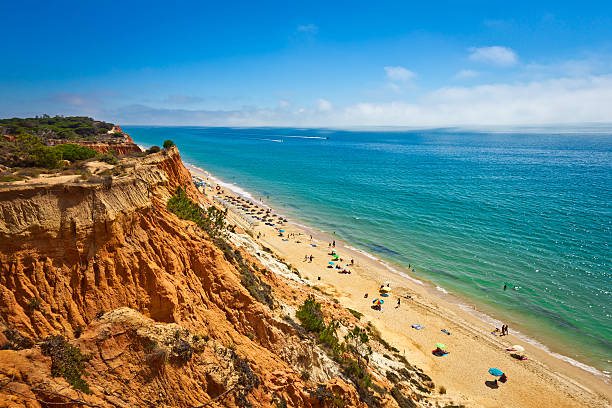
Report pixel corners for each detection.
[185,159,611,406]
[185,162,609,378]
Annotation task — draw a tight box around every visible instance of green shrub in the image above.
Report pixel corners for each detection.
[99,150,118,165]
[296,295,325,333]
[29,145,62,168]
[40,335,92,394]
[54,143,99,162]
[163,139,175,149]
[147,145,161,154]
[347,308,363,320]
[167,186,227,239]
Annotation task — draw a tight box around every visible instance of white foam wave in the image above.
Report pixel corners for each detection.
[259,138,283,143]
[285,135,328,140]
[436,286,449,294]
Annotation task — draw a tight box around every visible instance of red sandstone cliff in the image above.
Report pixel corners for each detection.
[46,132,142,155]
[0,148,440,407]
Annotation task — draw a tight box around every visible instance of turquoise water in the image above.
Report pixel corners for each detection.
[126,126,612,374]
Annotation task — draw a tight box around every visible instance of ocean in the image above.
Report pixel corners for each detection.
[126,126,612,376]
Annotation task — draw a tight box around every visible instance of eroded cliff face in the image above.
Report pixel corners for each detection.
[0,148,440,407]
[46,133,142,155]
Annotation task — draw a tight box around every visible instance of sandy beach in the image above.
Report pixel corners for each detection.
[187,163,611,408]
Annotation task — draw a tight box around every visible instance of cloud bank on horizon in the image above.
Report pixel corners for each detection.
[2,1,612,127]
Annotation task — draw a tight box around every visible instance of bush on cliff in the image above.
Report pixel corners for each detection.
[163,139,175,149]
[296,295,376,404]
[40,335,92,394]
[167,186,227,238]
[99,149,119,165]
[54,143,99,162]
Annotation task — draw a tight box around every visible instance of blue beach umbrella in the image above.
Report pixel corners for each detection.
[328,261,335,265]
[488,368,504,376]
[280,229,285,232]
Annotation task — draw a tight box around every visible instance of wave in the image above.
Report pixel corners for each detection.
[285,135,328,140]
[258,138,283,143]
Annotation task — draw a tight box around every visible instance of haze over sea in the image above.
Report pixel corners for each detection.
[127,126,611,375]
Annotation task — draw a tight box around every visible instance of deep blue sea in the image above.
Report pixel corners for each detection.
[126,126,612,375]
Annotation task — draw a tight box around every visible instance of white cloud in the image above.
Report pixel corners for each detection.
[105,75,612,127]
[297,24,318,34]
[384,66,416,82]
[455,69,480,79]
[279,100,290,108]
[317,98,333,112]
[469,46,518,66]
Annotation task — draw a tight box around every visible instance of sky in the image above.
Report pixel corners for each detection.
[2,0,612,127]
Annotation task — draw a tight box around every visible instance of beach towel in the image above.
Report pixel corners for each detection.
[411,324,424,330]
[441,329,451,335]
[282,239,289,241]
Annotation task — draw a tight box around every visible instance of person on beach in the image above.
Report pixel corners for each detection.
[396,298,401,308]
[350,259,354,265]
[333,240,335,247]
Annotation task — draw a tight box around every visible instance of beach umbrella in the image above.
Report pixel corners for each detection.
[380,286,391,293]
[434,343,446,350]
[488,368,504,377]
[511,345,525,353]
[372,299,384,305]
[280,230,285,232]
[328,261,335,265]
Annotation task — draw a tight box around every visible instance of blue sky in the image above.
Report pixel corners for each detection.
[2,1,612,126]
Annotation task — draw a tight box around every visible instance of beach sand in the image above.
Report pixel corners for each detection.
[188,164,611,408]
